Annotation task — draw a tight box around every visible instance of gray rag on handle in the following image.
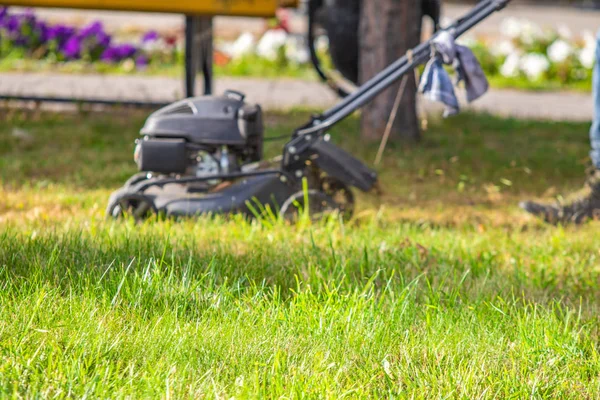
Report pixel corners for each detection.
[419,31,489,117]
[419,57,460,117]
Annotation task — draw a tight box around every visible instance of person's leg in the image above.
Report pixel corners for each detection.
[520,30,600,224]
[591,30,600,170]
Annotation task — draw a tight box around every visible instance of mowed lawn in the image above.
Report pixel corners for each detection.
[2,108,600,398]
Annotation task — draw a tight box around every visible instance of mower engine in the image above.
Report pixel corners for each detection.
[134,90,263,179]
[109,89,364,221]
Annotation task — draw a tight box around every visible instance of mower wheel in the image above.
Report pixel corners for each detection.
[320,177,355,220]
[280,190,338,222]
[106,191,157,222]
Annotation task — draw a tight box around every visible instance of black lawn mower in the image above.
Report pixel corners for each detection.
[106,0,512,222]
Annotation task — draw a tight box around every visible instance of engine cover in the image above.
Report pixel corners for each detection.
[140,90,264,162]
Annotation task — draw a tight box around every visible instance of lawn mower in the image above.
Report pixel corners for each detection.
[107,0,512,221]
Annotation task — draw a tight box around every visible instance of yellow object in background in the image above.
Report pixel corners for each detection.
[0,0,298,17]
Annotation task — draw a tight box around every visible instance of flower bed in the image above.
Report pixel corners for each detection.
[0,7,596,92]
[463,17,595,91]
[0,7,180,72]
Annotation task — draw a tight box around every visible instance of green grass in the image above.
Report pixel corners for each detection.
[2,109,600,398]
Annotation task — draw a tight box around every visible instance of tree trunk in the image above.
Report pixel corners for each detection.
[359,0,422,142]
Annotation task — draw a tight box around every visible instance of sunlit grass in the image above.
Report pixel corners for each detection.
[1,109,600,397]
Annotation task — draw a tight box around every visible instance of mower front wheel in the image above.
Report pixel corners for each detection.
[106,191,157,222]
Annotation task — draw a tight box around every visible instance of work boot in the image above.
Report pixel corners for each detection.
[520,168,600,225]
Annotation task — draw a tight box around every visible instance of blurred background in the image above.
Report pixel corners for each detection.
[0,0,597,123]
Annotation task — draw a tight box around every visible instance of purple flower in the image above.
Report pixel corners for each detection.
[35,20,50,43]
[100,46,119,62]
[78,20,111,49]
[135,54,149,67]
[117,44,136,58]
[97,32,111,48]
[4,15,21,34]
[1,10,39,46]
[79,21,104,38]
[142,30,159,43]
[61,36,81,59]
[0,8,149,66]
[47,24,76,43]
[100,43,138,63]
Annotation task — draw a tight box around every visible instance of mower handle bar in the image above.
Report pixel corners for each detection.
[297,0,511,137]
[318,0,497,119]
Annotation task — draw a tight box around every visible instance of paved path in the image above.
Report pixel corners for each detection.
[0,72,593,122]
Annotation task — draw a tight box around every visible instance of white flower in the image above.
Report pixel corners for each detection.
[491,39,516,57]
[256,29,288,60]
[500,17,523,39]
[141,39,164,53]
[579,46,596,69]
[315,35,329,53]
[229,32,256,59]
[547,39,572,63]
[500,52,521,77]
[578,31,597,70]
[539,27,555,42]
[557,24,573,40]
[500,17,543,45]
[520,53,550,80]
[583,30,597,50]
[519,21,543,45]
[122,59,135,73]
[285,36,310,64]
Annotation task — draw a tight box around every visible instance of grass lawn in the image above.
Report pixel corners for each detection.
[1,109,600,398]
